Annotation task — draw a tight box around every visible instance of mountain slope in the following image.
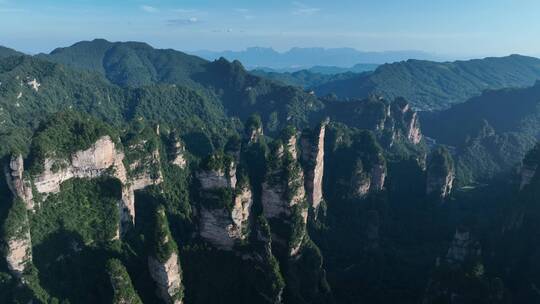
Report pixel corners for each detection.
[38,39,207,87]
[193,47,440,69]
[422,82,540,184]
[251,69,361,89]
[316,55,540,111]
[37,39,328,131]
[0,46,23,58]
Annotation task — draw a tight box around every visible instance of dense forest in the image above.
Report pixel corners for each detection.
[2,39,540,304]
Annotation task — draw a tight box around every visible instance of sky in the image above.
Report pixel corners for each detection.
[1,0,540,58]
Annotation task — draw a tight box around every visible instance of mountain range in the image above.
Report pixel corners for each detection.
[3,39,540,304]
[314,54,540,111]
[192,47,441,70]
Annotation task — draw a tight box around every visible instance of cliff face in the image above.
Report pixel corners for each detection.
[148,253,183,304]
[390,99,423,145]
[350,153,387,199]
[426,147,455,199]
[326,96,423,147]
[7,136,163,237]
[148,206,183,304]
[4,202,32,278]
[197,156,252,250]
[262,131,308,256]
[171,138,187,169]
[301,120,328,215]
[6,155,34,210]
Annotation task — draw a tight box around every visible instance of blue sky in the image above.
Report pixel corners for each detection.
[1,0,540,57]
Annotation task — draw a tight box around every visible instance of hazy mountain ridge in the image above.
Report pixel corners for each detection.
[4,39,540,304]
[316,54,540,111]
[422,81,540,184]
[193,47,441,69]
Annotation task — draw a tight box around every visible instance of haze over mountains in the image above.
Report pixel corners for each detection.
[193,47,442,70]
[4,38,540,304]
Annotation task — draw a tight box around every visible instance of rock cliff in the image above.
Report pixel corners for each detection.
[148,206,184,304]
[148,253,183,304]
[197,153,252,250]
[262,129,308,256]
[4,199,32,278]
[301,120,328,215]
[426,147,455,199]
[7,135,163,237]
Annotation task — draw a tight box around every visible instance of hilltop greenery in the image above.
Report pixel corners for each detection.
[316,55,540,111]
[422,82,540,185]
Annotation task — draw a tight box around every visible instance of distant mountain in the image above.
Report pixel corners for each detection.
[315,55,540,111]
[253,63,379,75]
[251,69,362,89]
[36,39,325,131]
[422,82,540,184]
[192,47,440,70]
[0,46,23,58]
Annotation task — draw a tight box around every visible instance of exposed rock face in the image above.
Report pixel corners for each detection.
[230,187,253,239]
[301,120,328,214]
[171,139,187,169]
[446,228,482,266]
[6,155,34,210]
[391,99,423,145]
[129,149,164,191]
[148,253,183,304]
[351,157,387,199]
[7,136,163,236]
[262,132,309,256]
[197,158,237,190]
[426,147,455,199]
[6,231,32,278]
[197,157,252,250]
[370,163,386,192]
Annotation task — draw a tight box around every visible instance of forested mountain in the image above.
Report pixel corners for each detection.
[193,47,439,69]
[0,46,23,58]
[250,69,361,89]
[316,55,540,110]
[3,40,540,304]
[422,82,540,185]
[36,39,325,130]
[252,63,378,74]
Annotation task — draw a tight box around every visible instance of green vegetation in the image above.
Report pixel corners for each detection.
[30,178,120,246]
[251,69,359,89]
[316,55,540,111]
[150,205,178,263]
[106,258,143,304]
[422,82,540,185]
[26,111,118,174]
[0,46,23,58]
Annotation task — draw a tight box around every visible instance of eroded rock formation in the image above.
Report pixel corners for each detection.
[262,130,308,256]
[148,253,183,304]
[197,153,253,250]
[301,120,328,215]
[426,147,455,199]
[6,136,163,236]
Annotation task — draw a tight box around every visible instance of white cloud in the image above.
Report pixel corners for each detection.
[235,8,249,13]
[167,17,200,26]
[173,9,198,14]
[140,5,159,13]
[292,1,321,15]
